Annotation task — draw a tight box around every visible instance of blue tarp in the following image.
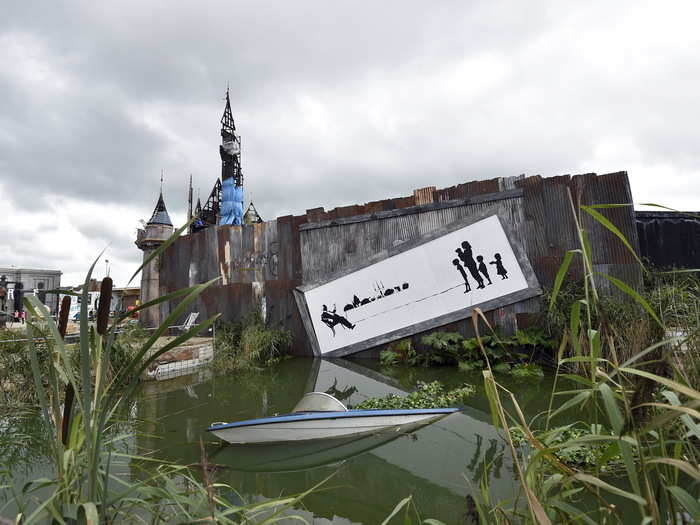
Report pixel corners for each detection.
[220,178,244,225]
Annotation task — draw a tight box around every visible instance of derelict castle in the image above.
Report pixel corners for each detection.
[136,94,699,358]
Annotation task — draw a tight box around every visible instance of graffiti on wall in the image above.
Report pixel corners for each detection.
[298,214,540,356]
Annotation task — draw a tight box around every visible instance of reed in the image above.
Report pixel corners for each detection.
[468,196,700,524]
[4,221,312,524]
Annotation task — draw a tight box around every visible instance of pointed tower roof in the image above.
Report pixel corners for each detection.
[244,202,263,224]
[221,88,236,135]
[147,192,173,226]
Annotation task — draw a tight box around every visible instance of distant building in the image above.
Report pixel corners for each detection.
[0,267,62,317]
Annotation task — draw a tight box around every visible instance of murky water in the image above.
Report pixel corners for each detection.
[1,358,563,523]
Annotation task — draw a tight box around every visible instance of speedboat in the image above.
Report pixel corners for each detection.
[209,430,409,472]
[207,391,460,445]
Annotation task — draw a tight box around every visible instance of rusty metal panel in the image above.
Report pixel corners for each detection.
[572,171,641,289]
[299,192,525,285]
[228,225,244,283]
[154,172,639,355]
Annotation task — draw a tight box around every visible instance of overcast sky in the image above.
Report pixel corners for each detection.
[2,1,698,287]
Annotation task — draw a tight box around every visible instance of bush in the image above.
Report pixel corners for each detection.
[213,310,292,372]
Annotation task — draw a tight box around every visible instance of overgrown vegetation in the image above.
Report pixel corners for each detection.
[1,222,313,524]
[212,309,292,372]
[0,328,51,407]
[379,327,552,380]
[0,320,147,408]
[353,380,474,410]
[509,423,623,470]
[468,202,700,524]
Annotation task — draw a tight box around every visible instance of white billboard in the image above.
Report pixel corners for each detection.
[296,213,541,356]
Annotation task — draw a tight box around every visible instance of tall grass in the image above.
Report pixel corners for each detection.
[4,223,313,524]
[470,196,700,524]
[213,309,292,372]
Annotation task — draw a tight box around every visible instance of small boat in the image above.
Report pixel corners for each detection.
[209,430,409,472]
[207,392,460,445]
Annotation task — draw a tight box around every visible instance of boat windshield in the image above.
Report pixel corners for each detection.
[292,392,347,413]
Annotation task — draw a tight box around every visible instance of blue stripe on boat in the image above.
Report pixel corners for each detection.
[207,408,460,432]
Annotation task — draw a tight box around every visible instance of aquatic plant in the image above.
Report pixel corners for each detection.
[212,308,292,372]
[353,380,474,410]
[0,327,52,407]
[4,222,312,524]
[412,328,548,379]
[509,423,623,470]
[468,200,700,524]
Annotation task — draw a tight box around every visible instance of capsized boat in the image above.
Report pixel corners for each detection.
[207,391,460,445]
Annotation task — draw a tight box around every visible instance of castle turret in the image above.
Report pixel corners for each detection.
[135,190,173,327]
[219,88,244,226]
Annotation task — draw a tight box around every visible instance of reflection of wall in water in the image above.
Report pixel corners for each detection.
[313,359,517,501]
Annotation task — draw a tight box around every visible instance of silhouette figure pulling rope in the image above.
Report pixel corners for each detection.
[452,258,471,292]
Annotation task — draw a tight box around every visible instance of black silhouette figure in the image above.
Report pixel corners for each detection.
[321,304,355,337]
[452,258,471,293]
[476,255,493,285]
[490,253,508,279]
[458,242,485,289]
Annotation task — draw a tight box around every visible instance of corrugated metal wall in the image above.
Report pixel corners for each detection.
[158,171,641,356]
[636,211,700,269]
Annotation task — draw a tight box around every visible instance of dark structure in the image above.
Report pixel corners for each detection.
[220,89,243,188]
[135,191,175,327]
[189,91,246,231]
[636,211,700,269]
[148,192,173,227]
[145,171,642,357]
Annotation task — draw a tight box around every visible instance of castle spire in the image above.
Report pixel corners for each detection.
[147,190,172,226]
[221,86,236,136]
[219,88,244,225]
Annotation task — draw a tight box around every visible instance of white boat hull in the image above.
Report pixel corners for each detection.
[210,412,451,444]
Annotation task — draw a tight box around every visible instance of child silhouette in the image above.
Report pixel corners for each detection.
[452,258,471,292]
[489,253,508,280]
[476,255,492,285]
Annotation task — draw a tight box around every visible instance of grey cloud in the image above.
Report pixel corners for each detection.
[2,0,699,285]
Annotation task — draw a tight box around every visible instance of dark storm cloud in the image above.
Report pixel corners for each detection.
[2,1,699,285]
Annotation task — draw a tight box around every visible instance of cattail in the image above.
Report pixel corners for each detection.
[58,295,73,444]
[96,277,113,335]
[57,296,71,338]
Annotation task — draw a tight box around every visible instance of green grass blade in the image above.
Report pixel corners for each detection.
[549,250,577,313]
[381,496,412,525]
[113,284,202,323]
[114,277,220,385]
[620,367,700,403]
[648,459,700,483]
[549,390,592,420]
[571,473,646,505]
[581,206,646,269]
[597,273,663,328]
[598,383,624,435]
[79,253,103,436]
[131,314,220,380]
[667,486,700,521]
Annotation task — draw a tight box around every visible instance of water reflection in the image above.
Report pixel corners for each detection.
[134,358,521,523]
